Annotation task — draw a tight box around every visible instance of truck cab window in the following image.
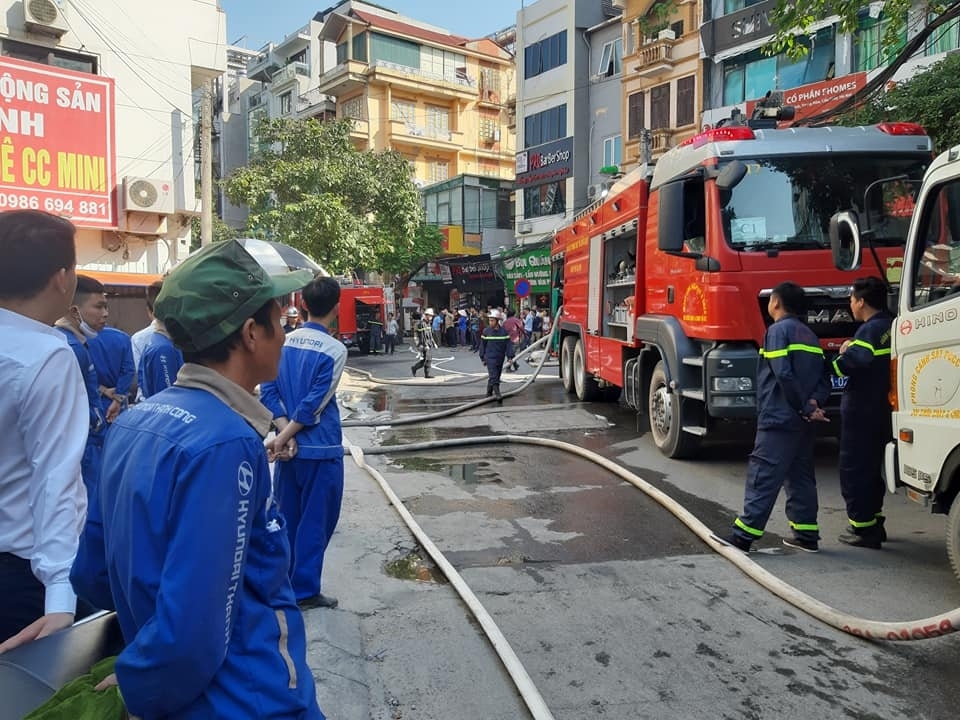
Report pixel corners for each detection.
[911,179,960,309]
[683,180,706,253]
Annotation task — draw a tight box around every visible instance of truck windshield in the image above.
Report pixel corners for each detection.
[719,155,929,251]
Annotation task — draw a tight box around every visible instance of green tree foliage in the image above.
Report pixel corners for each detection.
[767,0,951,60]
[223,117,427,275]
[189,215,238,252]
[837,52,960,151]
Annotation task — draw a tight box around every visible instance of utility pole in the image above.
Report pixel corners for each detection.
[200,77,213,246]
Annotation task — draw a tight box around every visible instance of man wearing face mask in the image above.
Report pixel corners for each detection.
[55,275,106,489]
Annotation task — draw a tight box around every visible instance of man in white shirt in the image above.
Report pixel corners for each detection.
[130,280,163,401]
[0,209,88,652]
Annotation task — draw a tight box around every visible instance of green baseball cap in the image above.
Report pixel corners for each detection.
[155,240,314,353]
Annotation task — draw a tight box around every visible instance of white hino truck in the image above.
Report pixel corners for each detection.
[831,145,960,581]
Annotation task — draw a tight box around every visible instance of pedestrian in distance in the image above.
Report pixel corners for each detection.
[130,279,163,402]
[831,276,894,549]
[0,210,89,653]
[368,308,383,354]
[502,308,524,371]
[70,239,324,719]
[479,309,514,404]
[725,282,831,553]
[284,305,301,334]
[54,274,107,489]
[261,276,348,610]
[385,312,399,355]
[412,308,437,378]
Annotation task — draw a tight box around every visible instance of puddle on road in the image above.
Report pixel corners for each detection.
[390,457,515,483]
[383,550,447,583]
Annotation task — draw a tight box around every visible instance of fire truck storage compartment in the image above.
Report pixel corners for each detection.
[602,223,638,341]
[354,299,378,354]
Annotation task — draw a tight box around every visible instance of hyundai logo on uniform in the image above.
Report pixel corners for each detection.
[237,461,253,497]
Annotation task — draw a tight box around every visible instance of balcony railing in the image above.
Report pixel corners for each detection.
[371,59,475,89]
[636,39,676,75]
[271,61,310,87]
[400,122,453,142]
[298,87,333,112]
[651,128,673,153]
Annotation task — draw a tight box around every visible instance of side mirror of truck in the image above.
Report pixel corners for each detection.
[715,160,747,191]
[828,211,862,271]
[658,181,685,253]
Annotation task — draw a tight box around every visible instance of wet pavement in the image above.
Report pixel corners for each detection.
[310,346,960,720]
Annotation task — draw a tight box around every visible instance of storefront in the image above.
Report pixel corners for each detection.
[501,242,552,310]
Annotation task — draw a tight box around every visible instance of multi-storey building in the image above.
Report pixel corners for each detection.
[615,0,701,166]
[585,9,625,201]
[314,3,516,187]
[513,0,619,244]
[700,0,960,127]
[0,0,224,290]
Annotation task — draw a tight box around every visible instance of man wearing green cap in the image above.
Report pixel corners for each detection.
[71,240,324,719]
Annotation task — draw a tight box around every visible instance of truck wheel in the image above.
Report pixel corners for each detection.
[573,338,600,402]
[947,495,960,584]
[560,336,577,394]
[648,360,700,459]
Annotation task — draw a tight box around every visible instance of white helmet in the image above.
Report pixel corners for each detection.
[488,309,503,320]
[423,307,435,316]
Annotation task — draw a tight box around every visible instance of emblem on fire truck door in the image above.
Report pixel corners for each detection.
[682,283,707,323]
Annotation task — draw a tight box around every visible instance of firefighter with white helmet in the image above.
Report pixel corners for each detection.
[479,309,513,403]
[411,307,436,378]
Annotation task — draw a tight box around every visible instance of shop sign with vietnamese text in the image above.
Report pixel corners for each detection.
[0,57,116,228]
[502,246,551,293]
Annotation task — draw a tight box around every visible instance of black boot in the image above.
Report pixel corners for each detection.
[411,365,417,377]
[494,386,502,404]
[876,515,887,542]
[838,525,883,549]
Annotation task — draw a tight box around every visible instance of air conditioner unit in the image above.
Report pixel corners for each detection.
[587,181,615,201]
[517,220,533,234]
[23,0,68,37]
[123,177,175,215]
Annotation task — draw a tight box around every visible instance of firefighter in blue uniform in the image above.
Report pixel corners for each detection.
[831,276,893,548]
[479,309,513,403]
[726,282,831,553]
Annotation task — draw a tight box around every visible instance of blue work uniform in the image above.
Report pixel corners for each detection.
[260,322,347,601]
[830,311,893,531]
[71,367,323,720]
[57,327,104,489]
[88,327,135,412]
[479,323,513,399]
[732,315,830,545]
[138,331,183,399]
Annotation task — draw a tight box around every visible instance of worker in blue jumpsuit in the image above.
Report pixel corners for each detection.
[261,276,347,611]
[138,325,184,398]
[70,240,323,719]
[830,276,893,549]
[725,282,831,553]
[54,276,106,489]
[479,309,513,403]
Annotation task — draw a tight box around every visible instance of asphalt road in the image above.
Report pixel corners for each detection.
[312,346,960,720]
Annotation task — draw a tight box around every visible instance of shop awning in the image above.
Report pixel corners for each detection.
[80,271,163,287]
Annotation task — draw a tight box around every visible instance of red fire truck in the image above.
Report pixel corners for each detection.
[552,111,931,458]
[332,280,387,354]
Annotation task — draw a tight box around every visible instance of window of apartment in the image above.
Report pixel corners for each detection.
[421,46,467,81]
[722,0,767,15]
[352,32,368,63]
[524,30,568,79]
[480,66,501,99]
[426,106,450,136]
[597,38,623,78]
[369,32,420,69]
[429,159,449,183]
[523,104,567,148]
[676,76,695,127]
[624,21,636,57]
[289,49,307,65]
[479,115,500,142]
[602,135,622,169]
[524,179,566,219]
[341,95,364,120]
[650,83,671,130]
[391,99,416,123]
[627,91,645,139]
[479,161,500,177]
[1,38,97,74]
[855,14,906,71]
[722,27,835,105]
[336,41,348,65]
[279,91,292,116]
[927,15,960,55]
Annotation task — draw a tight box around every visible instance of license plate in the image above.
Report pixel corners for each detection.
[831,375,849,390]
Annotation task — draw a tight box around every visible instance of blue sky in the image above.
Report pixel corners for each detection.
[220,0,524,50]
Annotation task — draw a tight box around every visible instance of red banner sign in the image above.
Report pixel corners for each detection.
[746,72,867,123]
[0,56,116,228]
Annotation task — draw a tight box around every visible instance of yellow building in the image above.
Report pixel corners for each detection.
[614,0,702,167]
[315,7,516,186]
